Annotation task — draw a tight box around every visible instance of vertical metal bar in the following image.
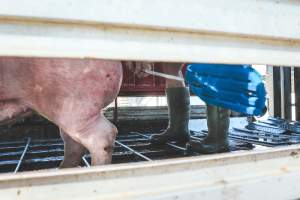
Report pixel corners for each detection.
[280,67,292,120]
[113,98,118,124]
[14,138,31,173]
[267,66,282,117]
[115,140,152,161]
[294,68,300,121]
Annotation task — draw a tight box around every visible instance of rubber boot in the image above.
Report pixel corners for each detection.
[187,104,231,154]
[150,87,190,145]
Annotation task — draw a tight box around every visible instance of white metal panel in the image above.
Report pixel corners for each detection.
[1,0,300,40]
[0,1,300,198]
[0,20,299,66]
[1,145,300,200]
[0,0,299,66]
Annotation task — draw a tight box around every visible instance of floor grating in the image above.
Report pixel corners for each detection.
[1,117,300,173]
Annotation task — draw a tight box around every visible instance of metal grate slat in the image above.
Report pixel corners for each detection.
[82,156,91,167]
[14,138,31,173]
[115,140,152,161]
[134,132,186,151]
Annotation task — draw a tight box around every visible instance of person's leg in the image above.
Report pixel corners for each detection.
[187,104,231,153]
[163,63,185,88]
[150,63,190,145]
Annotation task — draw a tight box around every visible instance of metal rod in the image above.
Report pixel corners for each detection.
[82,156,91,167]
[166,143,186,151]
[115,140,152,161]
[143,69,184,81]
[134,132,186,151]
[14,138,31,173]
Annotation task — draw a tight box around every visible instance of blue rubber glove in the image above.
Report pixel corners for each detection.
[185,63,267,116]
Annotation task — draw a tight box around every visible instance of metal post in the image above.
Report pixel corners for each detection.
[113,98,118,124]
[280,67,292,120]
[267,66,282,117]
[294,68,300,121]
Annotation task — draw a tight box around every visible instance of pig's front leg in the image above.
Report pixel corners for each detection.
[60,129,86,168]
[85,115,117,165]
[72,114,117,165]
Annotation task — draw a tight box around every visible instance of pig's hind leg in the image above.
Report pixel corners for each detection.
[59,129,86,168]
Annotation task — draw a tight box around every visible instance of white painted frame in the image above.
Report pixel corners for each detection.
[1,1,300,199]
[0,0,299,65]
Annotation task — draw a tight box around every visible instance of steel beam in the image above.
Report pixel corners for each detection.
[0,0,299,65]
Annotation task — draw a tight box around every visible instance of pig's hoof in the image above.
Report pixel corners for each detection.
[59,161,79,169]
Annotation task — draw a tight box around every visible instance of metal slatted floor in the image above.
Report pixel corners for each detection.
[0,132,193,173]
[2,117,300,173]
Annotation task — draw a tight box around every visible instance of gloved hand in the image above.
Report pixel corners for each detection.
[123,61,154,78]
[185,63,267,116]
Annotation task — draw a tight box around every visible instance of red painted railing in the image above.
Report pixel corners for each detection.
[120,63,187,96]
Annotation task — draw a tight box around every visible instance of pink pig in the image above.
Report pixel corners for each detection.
[0,57,123,167]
